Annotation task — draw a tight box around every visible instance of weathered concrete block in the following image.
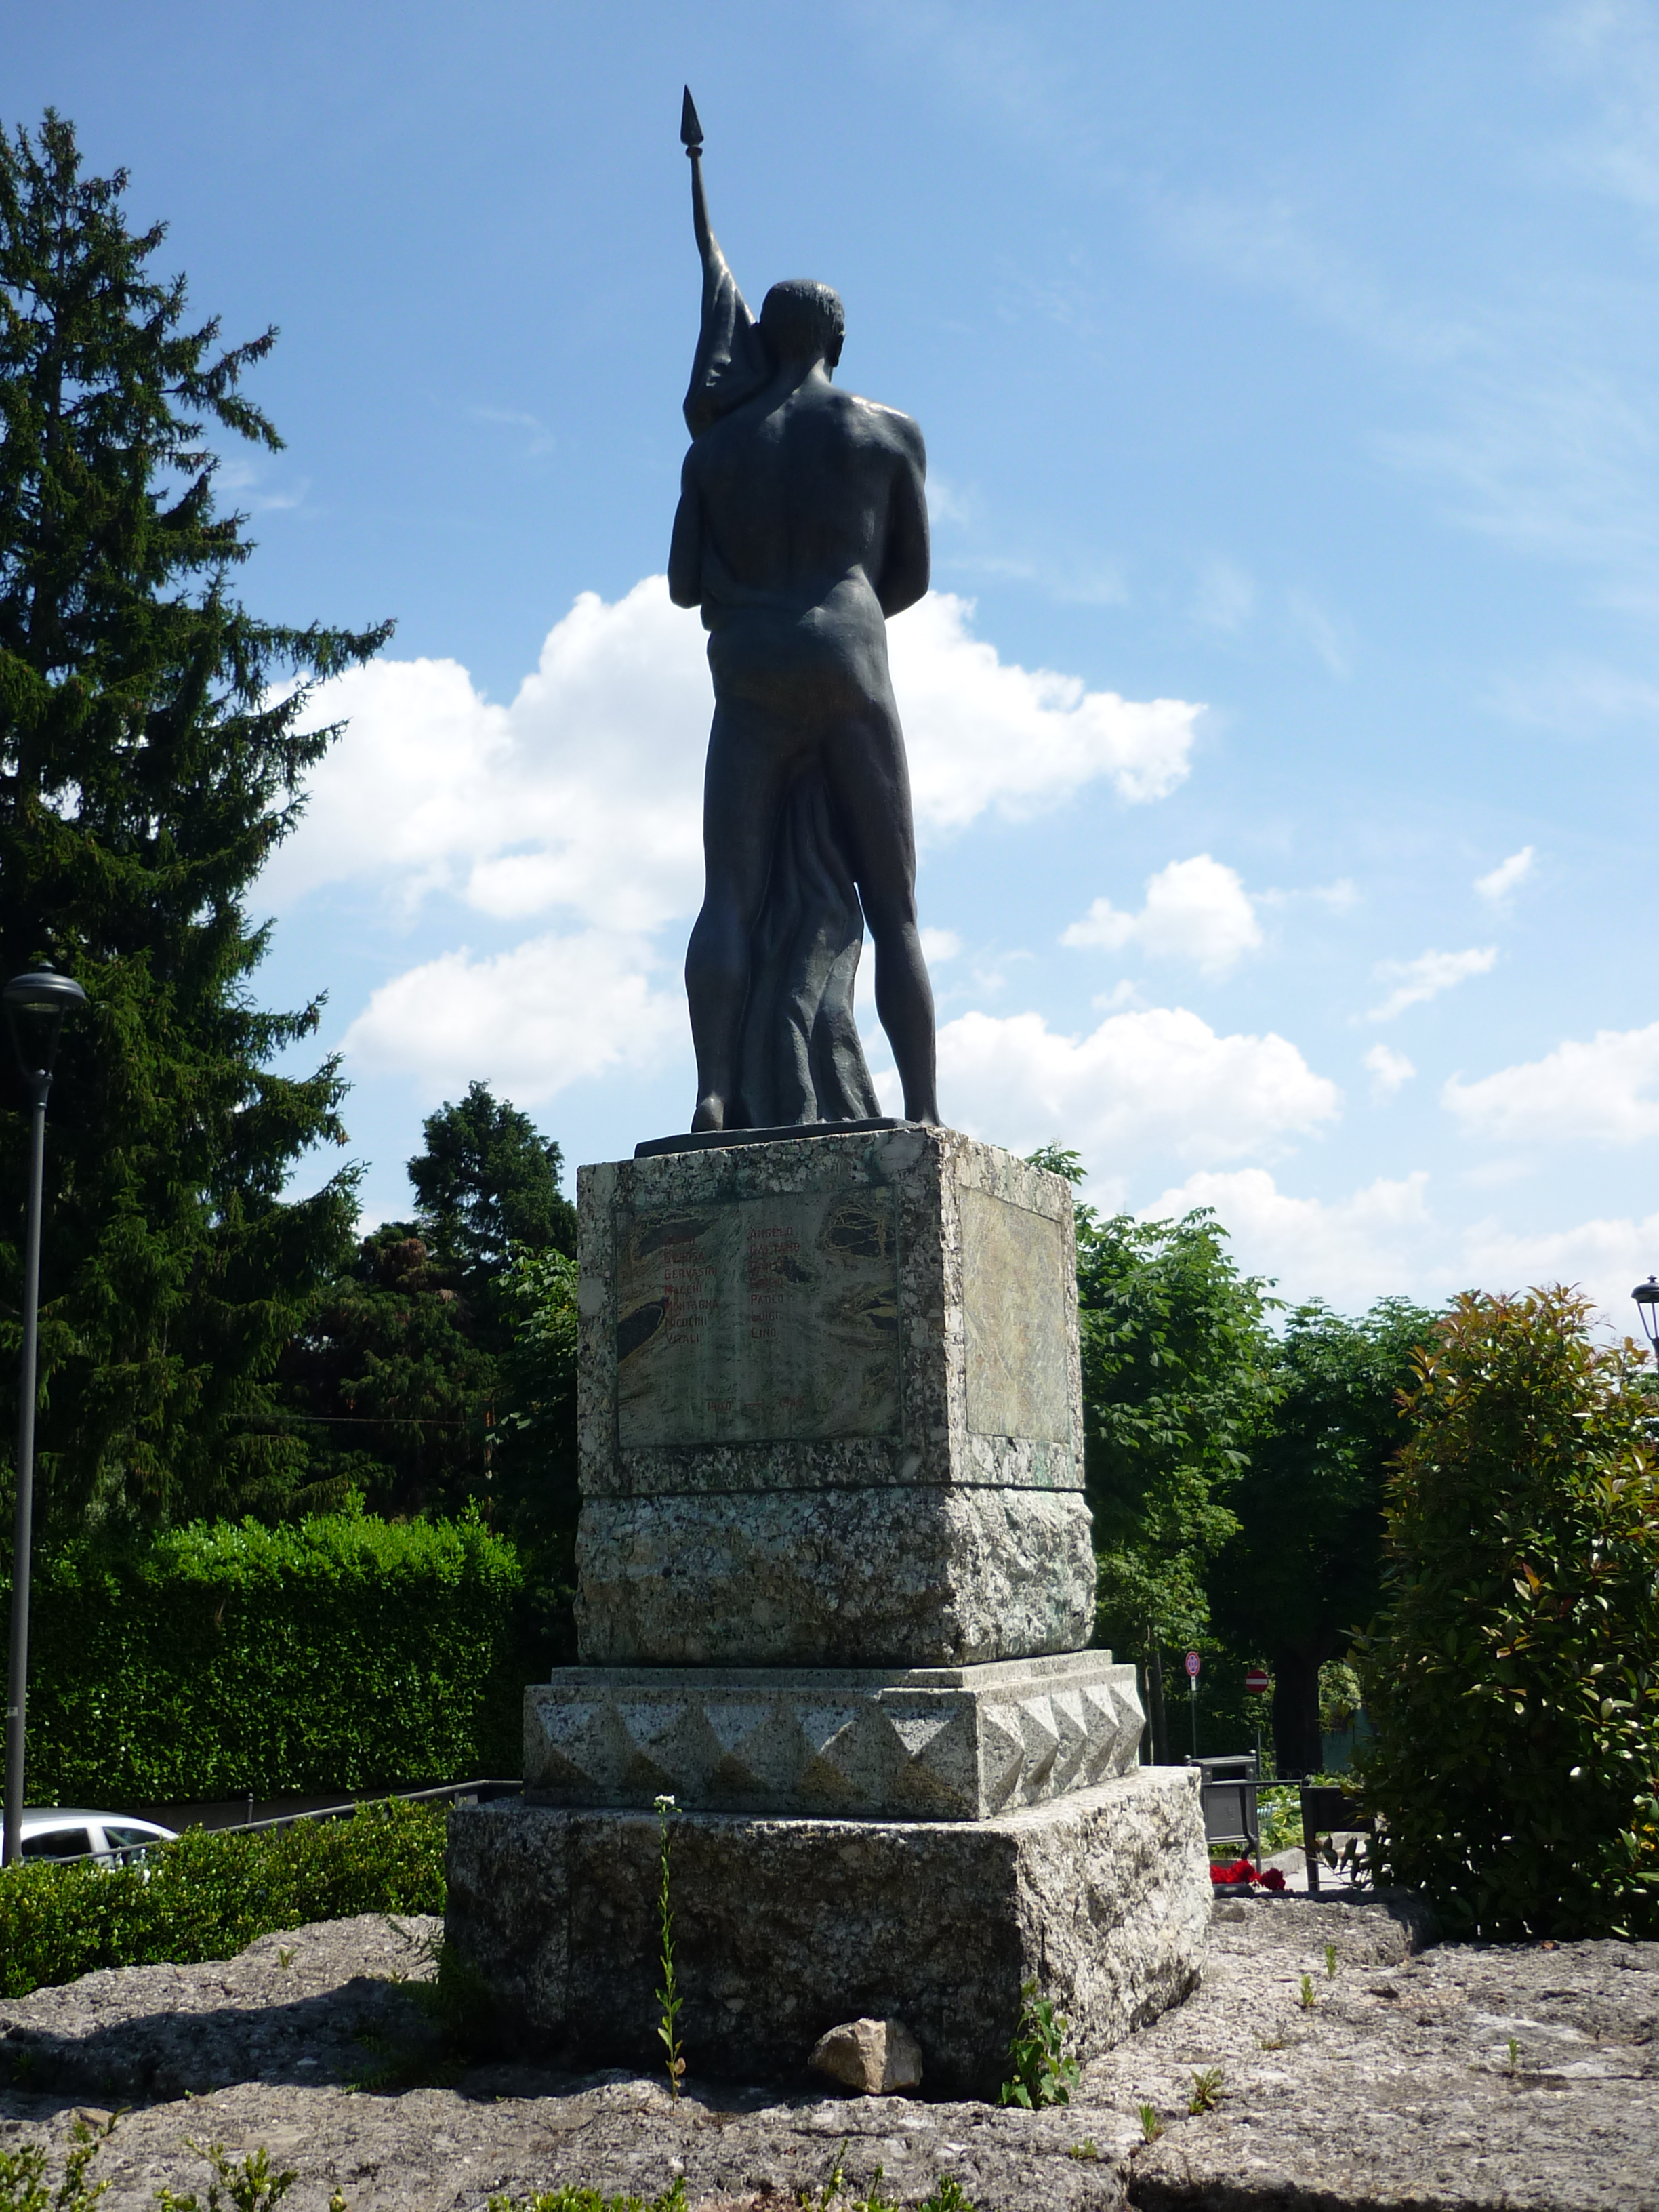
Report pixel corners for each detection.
[575,1126,1094,1666]
[445,1766,1208,2099]
[525,1651,1145,1820]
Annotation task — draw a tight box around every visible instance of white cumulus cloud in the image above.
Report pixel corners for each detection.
[905,1004,1339,1167]
[1474,845,1536,905]
[1061,855,1263,978]
[267,580,708,932]
[1366,945,1496,1021]
[1443,1021,1659,1145]
[1461,1209,1659,1336]
[1137,1169,1659,1329]
[1364,1042,1416,1099]
[1141,1166,1434,1311]
[269,579,1203,934]
[341,929,684,1103]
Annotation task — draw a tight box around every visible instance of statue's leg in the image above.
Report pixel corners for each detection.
[821,705,940,1126]
[685,701,796,1131]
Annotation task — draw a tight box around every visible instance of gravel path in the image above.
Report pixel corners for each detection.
[1,1896,1655,2209]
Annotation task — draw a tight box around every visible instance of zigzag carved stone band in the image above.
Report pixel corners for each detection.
[523,1650,1145,1822]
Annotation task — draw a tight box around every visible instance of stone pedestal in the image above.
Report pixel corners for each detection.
[447,1769,1208,2100]
[574,1126,1094,1666]
[447,1124,1208,2089]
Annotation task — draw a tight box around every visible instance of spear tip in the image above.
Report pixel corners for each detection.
[680,86,704,150]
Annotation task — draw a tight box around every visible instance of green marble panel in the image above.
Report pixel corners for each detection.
[615,1187,899,1448]
[960,1187,1071,1443]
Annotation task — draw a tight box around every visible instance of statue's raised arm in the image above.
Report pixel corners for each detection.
[680,89,773,440]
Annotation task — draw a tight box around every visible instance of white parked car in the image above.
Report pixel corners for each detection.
[14,1809,179,1866]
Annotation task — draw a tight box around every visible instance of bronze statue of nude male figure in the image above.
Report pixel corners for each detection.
[668,89,940,1136]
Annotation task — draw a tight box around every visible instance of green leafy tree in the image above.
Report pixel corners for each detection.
[277,1086,578,1538]
[409,1080,577,1323]
[493,1242,580,1658]
[1357,1288,1659,1938]
[276,1225,496,1519]
[1027,1151,1277,1660]
[0,112,390,1528]
[1211,1298,1437,1776]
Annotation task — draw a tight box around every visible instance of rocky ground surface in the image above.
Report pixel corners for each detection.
[1,1896,1656,2211]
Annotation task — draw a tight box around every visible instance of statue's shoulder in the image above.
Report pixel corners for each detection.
[837,390,926,466]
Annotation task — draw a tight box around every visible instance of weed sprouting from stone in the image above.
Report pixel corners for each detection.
[1324,1942,1338,1980]
[1137,2104,1166,2143]
[489,2184,688,2211]
[1068,2138,1101,2161]
[796,2147,970,2211]
[0,2114,115,2212]
[1507,2035,1520,2076]
[157,2140,298,2211]
[998,1979,1080,2108]
[652,1794,686,2102]
[798,2144,846,2207]
[1188,2068,1224,2116]
[1299,1973,1317,2010]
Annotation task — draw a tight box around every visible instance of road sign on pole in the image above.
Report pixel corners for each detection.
[1184,1651,1201,1679]
[1245,1664,1270,1695]
[1183,1651,1201,1758]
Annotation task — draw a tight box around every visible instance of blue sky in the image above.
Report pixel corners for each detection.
[14,2,1659,1319]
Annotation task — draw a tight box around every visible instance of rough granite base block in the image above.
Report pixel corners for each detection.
[525,1650,1146,1819]
[446,1766,1208,2099]
[575,1484,1096,1668]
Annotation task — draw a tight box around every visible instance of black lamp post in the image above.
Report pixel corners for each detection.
[3,968,86,1868]
[1633,1276,1659,1372]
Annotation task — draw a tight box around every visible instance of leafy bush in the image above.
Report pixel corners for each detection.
[6,1507,529,1801]
[0,1797,445,1999]
[1357,1288,1659,1939]
[0,2115,113,2211]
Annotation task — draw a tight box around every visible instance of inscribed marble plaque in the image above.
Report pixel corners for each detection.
[615,1189,899,1448]
[960,1187,1071,1443]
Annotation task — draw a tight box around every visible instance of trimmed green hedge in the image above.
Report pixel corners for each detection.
[0,1797,446,1999]
[7,1509,529,1802]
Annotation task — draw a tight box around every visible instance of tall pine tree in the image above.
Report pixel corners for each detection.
[0,112,390,1530]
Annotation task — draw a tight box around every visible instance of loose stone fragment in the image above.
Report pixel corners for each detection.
[808,2015,924,2095]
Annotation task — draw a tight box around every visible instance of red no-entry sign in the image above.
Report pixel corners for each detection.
[1245,1664,1270,1696]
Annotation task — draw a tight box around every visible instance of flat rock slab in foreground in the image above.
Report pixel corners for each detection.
[2,1900,1658,2209]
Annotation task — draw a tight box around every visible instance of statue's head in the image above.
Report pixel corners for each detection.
[760,279,845,370]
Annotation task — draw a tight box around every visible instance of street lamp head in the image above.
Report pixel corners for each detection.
[3,968,87,1089]
[1632,1275,1659,1357]
[3,971,87,1018]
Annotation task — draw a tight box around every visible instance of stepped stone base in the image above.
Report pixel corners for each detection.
[446,1766,1209,2098]
[525,1650,1146,1820]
